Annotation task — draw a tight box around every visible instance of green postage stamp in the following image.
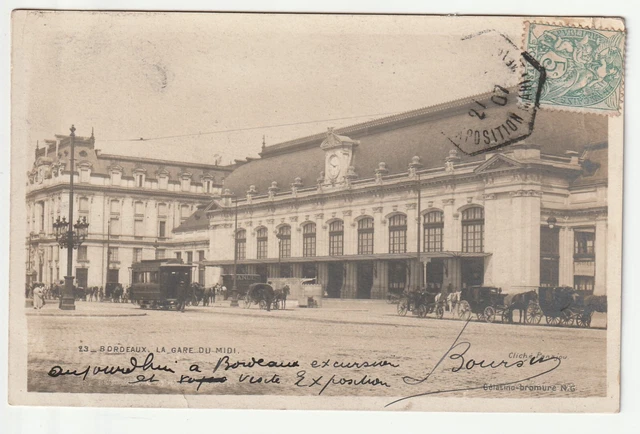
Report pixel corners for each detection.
[524,22,625,115]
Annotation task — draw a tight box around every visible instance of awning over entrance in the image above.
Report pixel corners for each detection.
[200,252,419,267]
[418,251,492,261]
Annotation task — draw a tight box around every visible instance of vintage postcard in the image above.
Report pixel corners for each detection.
[9,12,624,412]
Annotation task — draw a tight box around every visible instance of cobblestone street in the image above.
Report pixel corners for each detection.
[26,300,607,403]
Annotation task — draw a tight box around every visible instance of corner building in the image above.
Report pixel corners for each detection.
[180,92,608,298]
[25,130,232,289]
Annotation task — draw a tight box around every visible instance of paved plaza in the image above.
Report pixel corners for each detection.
[26,299,607,402]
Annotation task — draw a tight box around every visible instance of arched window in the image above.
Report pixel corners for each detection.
[302,223,316,257]
[256,227,268,259]
[329,220,344,256]
[235,229,246,260]
[278,225,291,258]
[462,207,484,253]
[423,211,444,252]
[389,214,407,253]
[357,217,374,255]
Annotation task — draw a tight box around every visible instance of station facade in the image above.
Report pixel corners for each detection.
[184,93,608,298]
[25,130,232,289]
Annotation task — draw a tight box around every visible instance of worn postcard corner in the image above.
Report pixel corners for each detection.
[9,11,622,413]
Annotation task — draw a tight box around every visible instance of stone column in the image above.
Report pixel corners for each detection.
[508,190,541,292]
[372,207,385,254]
[317,262,329,293]
[594,216,607,295]
[442,199,456,251]
[406,203,417,253]
[315,214,326,256]
[371,260,388,299]
[558,227,574,286]
[442,258,462,291]
[482,193,497,286]
[408,258,421,289]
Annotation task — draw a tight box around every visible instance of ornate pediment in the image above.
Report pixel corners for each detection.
[474,154,523,174]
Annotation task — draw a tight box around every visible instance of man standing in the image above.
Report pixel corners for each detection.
[177,280,187,312]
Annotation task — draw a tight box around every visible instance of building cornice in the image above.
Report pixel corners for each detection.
[26,183,215,201]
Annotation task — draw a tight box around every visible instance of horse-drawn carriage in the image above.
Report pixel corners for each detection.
[244,283,276,311]
[397,289,445,319]
[525,286,594,327]
[457,286,510,323]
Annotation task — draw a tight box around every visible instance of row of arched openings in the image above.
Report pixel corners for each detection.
[234,207,484,260]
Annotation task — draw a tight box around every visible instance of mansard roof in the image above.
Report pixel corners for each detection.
[222,96,607,196]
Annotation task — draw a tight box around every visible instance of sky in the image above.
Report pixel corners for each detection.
[13,12,526,165]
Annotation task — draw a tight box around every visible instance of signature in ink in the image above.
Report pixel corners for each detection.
[386,319,562,407]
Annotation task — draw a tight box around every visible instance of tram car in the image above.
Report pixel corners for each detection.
[130,259,194,310]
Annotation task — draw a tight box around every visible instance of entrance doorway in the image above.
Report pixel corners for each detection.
[356,262,373,299]
[107,269,119,285]
[426,259,444,291]
[76,268,89,289]
[461,258,484,288]
[326,262,344,298]
[388,260,407,295]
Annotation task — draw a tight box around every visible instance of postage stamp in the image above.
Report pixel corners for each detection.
[8,12,624,414]
[523,22,625,115]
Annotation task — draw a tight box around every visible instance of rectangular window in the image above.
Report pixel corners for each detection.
[133,248,142,263]
[158,220,166,238]
[157,203,167,217]
[156,249,165,259]
[135,201,144,215]
[176,252,182,260]
[462,223,484,253]
[134,219,144,237]
[108,247,119,262]
[303,224,316,257]
[329,221,344,256]
[186,251,193,263]
[574,230,595,256]
[574,275,595,291]
[256,239,267,259]
[357,219,374,255]
[77,246,88,261]
[424,226,443,252]
[109,217,121,236]
[198,250,205,261]
[80,169,90,183]
[278,226,291,259]
[236,238,246,260]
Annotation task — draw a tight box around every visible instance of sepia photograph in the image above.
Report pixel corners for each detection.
[8,11,624,414]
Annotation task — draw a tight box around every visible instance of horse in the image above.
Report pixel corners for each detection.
[504,290,538,323]
[584,295,607,313]
[248,283,275,311]
[202,287,211,306]
[273,285,290,310]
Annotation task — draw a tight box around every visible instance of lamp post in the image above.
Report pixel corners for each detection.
[230,195,239,307]
[52,125,90,310]
[276,233,283,278]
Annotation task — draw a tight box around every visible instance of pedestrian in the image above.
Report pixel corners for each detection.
[176,280,187,312]
[221,284,228,300]
[33,284,44,309]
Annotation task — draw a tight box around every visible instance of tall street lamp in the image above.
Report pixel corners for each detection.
[230,195,239,307]
[52,125,89,310]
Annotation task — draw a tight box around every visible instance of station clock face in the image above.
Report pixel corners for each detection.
[328,154,341,179]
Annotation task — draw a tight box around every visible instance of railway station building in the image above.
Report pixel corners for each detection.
[184,92,609,299]
[25,130,232,289]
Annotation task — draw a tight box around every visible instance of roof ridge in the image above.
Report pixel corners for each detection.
[260,88,499,156]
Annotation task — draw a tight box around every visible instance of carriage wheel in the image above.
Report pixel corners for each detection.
[243,295,251,309]
[525,302,543,325]
[259,299,268,310]
[576,310,593,328]
[559,310,575,326]
[272,300,280,310]
[545,315,560,326]
[416,304,428,318]
[484,306,496,323]
[435,305,444,319]
[501,308,512,324]
[458,301,471,321]
[397,299,409,316]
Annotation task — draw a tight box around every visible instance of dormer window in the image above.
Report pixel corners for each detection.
[179,172,192,192]
[134,173,145,188]
[203,179,212,193]
[108,164,123,186]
